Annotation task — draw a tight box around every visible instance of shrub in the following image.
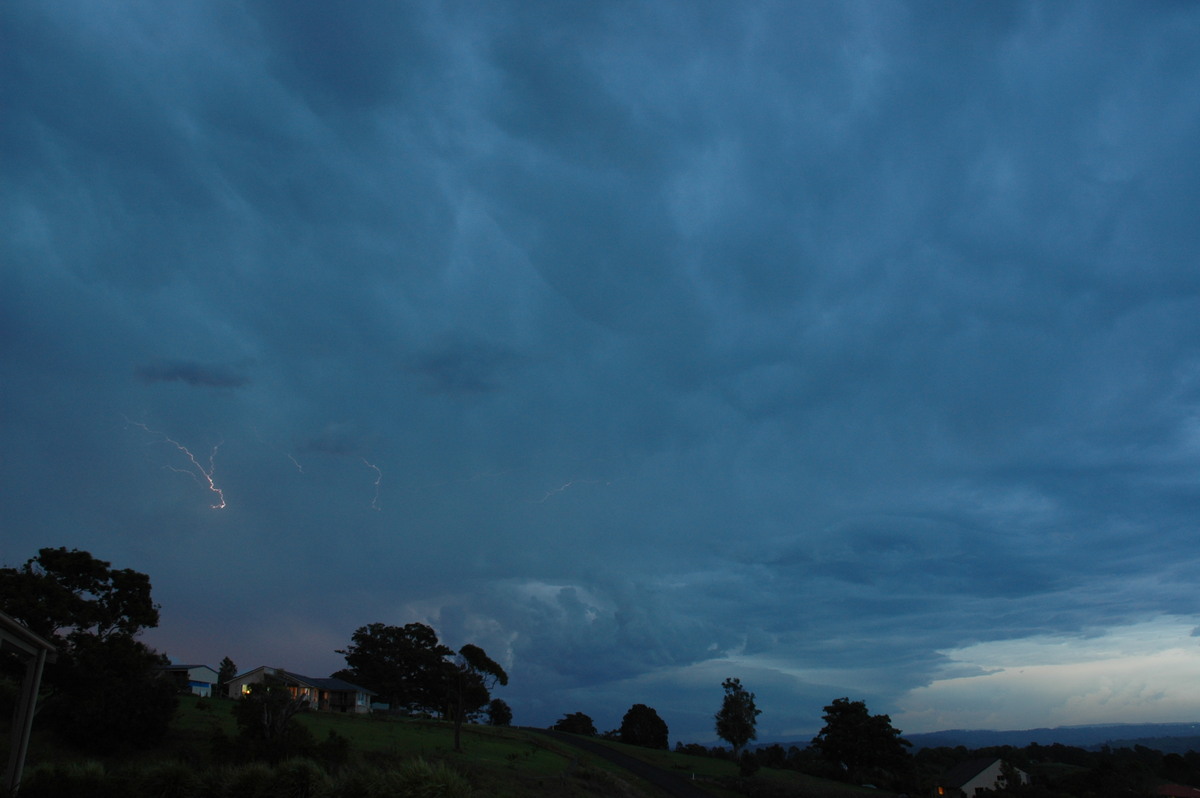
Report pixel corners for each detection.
[374,758,473,798]
[227,762,275,798]
[315,730,352,771]
[135,760,202,798]
[269,758,331,798]
[18,761,120,798]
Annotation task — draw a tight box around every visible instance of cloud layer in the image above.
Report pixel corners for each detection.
[4,1,1200,741]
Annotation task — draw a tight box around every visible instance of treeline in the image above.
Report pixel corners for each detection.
[0,548,509,757]
[917,742,1200,797]
[670,739,1200,797]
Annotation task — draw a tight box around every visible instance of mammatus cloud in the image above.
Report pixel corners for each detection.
[4,0,1200,742]
[136,359,249,389]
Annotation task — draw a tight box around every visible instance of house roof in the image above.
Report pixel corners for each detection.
[231,665,375,695]
[284,670,376,695]
[942,758,1001,788]
[162,663,217,673]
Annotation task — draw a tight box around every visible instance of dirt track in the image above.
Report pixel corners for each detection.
[527,728,715,798]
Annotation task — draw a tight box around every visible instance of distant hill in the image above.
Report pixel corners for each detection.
[905,723,1200,753]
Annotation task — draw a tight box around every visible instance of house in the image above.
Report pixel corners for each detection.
[937,757,1029,796]
[160,663,220,697]
[227,666,375,713]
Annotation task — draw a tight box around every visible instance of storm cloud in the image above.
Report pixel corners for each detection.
[4,1,1200,742]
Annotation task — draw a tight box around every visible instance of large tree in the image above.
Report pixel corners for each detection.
[0,546,160,641]
[715,677,761,756]
[0,547,177,752]
[619,703,669,749]
[810,697,911,782]
[445,643,508,751]
[333,622,453,713]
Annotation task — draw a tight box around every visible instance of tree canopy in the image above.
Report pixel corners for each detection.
[446,642,509,751]
[552,712,597,736]
[715,677,761,755]
[486,698,513,726]
[333,622,453,713]
[0,546,159,642]
[619,703,669,749]
[810,697,911,781]
[0,547,176,752]
[217,655,238,695]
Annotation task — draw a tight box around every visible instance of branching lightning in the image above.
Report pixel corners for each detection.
[126,418,226,509]
[362,458,382,510]
[534,477,609,503]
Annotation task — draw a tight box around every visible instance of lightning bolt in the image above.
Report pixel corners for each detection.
[252,425,305,474]
[534,478,609,503]
[126,418,226,509]
[362,458,382,510]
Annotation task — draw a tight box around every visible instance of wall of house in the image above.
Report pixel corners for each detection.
[962,759,1006,794]
[961,760,1027,794]
[226,667,275,699]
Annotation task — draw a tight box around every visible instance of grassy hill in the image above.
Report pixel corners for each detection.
[8,697,895,797]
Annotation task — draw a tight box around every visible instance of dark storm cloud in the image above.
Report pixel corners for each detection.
[407,337,523,394]
[136,359,249,389]
[5,0,1200,741]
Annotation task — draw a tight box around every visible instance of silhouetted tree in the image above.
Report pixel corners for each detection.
[0,546,160,641]
[715,677,761,756]
[810,697,911,783]
[619,703,669,749]
[334,622,453,713]
[230,678,315,763]
[486,698,512,726]
[0,547,177,752]
[217,656,237,697]
[445,643,508,751]
[553,712,597,735]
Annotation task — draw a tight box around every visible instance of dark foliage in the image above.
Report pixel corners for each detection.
[1,546,177,753]
[486,697,513,726]
[552,712,597,736]
[445,643,508,751]
[334,622,453,713]
[619,703,669,749]
[810,697,911,783]
[216,655,237,696]
[41,633,178,753]
[0,546,159,641]
[715,677,761,755]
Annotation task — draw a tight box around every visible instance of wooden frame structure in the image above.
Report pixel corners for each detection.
[1,611,56,794]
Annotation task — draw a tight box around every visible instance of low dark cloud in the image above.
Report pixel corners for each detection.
[136,359,249,389]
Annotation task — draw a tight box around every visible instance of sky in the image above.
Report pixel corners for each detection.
[4,1,1200,745]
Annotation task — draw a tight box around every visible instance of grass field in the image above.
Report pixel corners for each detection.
[8,697,896,797]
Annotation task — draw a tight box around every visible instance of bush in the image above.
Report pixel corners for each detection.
[227,762,275,798]
[136,760,202,798]
[315,730,352,771]
[374,758,473,798]
[18,761,122,798]
[269,758,331,798]
[42,635,179,753]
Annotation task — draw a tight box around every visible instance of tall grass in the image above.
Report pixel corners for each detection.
[15,758,473,798]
